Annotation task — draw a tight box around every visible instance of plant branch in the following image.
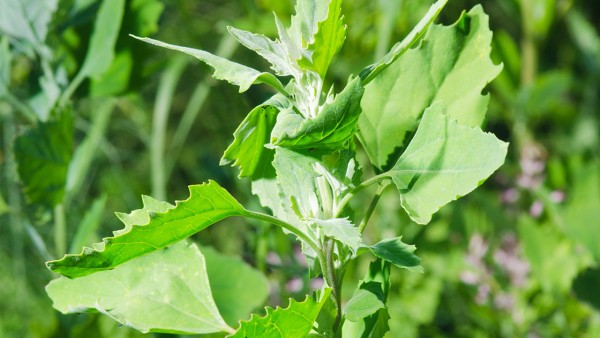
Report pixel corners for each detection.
[335,172,392,217]
[358,182,389,234]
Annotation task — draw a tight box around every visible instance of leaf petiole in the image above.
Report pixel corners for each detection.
[334,172,392,217]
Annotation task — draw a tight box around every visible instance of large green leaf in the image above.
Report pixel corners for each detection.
[14,109,73,207]
[202,246,269,326]
[0,0,57,48]
[359,5,501,168]
[221,97,284,178]
[368,237,422,273]
[46,242,233,335]
[132,36,285,94]
[389,104,507,224]
[271,76,364,149]
[230,289,331,338]
[46,181,247,278]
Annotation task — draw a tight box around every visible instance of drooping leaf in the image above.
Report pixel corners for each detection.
[14,109,73,207]
[132,36,286,94]
[359,5,501,168]
[202,246,269,327]
[230,289,331,338]
[46,241,233,335]
[389,104,508,224]
[360,0,448,83]
[0,0,58,48]
[299,0,346,77]
[227,26,292,76]
[46,181,247,278]
[271,76,364,149]
[342,259,391,338]
[368,237,422,273]
[221,96,286,178]
[312,218,362,253]
[77,0,125,79]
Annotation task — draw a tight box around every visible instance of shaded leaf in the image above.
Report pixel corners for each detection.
[230,289,331,338]
[368,237,422,273]
[389,104,508,224]
[573,267,600,311]
[15,109,73,207]
[132,36,285,93]
[46,181,247,278]
[271,76,363,149]
[359,5,501,168]
[46,242,233,335]
[344,284,385,322]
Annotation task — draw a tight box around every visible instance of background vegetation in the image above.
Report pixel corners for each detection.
[1,0,599,337]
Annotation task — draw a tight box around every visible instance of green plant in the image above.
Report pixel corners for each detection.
[45,0,507,336]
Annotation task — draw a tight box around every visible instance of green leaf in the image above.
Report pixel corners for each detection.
[271,76,364,149]
[227,26,291,76]
[132,36,285,94]
[289,0,330,49]
[0,0,58,47]
[14,109,73,207]
[360,0,447,83]
[312,218,362,253]
[46,241,233,335]
[389,104,508,224]
[78,0,126,79]
[359,5,501,168]
[368,237,422,273]
[344,284,385,322]
[230,289,332,338]
[202,246,269,327]
[46,180,247,278]
[342,259,391,338]
[299,0,346,77]
[221,98,282,178]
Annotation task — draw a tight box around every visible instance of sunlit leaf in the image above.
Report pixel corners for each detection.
[368,237,422,273]
[389,104,507,224]
[46,242,233,335]
[0,0,58,48]
[312,218,362,253]
[227,26,291,76]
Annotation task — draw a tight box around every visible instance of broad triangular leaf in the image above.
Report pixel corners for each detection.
[132,36,285,93]
[389,104,508,224]
[46,180,247,278]
[230,289,331,338]
[46,242,233,335]
[227,26,292,76]
[271,76,363,149]
[359,5,501,168]
[368,237,422,273]
[15,109,73,207]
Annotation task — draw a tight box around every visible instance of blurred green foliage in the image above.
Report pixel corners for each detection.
[0,0,599,337]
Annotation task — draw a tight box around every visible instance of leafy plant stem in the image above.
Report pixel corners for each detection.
[151,56,189,200]
[335,172,392,217]
[325,238,343,332]
[54,203,66,256]
[1,91,37,124]
[358,182,389,234]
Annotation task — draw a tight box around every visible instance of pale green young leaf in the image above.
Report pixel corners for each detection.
[389,104,508,225]
[77,0,125,79]
[202,246,270,327]
[46,181,247,278]
[299,0,346,77]
[312,218,362,253]
[227,26,291,76]
[359,5,501,168]
[230,289,332,338]
[344,286,385,322]
[289,0,330,48]
[14,108,73,207]
[360,0,447,83]
[368,237,423,273]
[0,0,58,48]
[271,76,363,149]
[132,36,286,93]
[46,242,233,335]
